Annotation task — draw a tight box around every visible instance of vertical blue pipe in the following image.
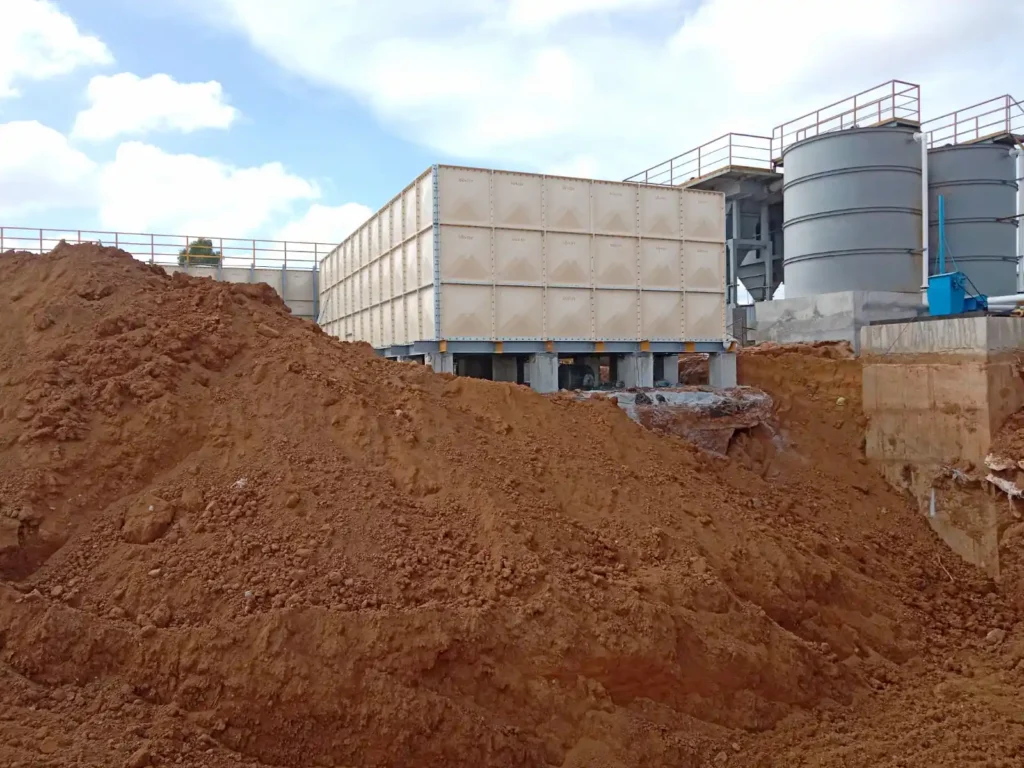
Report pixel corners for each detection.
[937,194,946,274]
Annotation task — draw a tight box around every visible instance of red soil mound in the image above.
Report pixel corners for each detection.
[0,246,1017,767]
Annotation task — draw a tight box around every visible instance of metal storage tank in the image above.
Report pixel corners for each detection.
[782,126,923,298]
[319,165,729,348]
[927,143,1017,297]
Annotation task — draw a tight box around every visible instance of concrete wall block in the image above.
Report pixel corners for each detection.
[285,271,316,302]
[866,410,991,465]
[493,355,517,383]
[661,354,680,385]
[709,352,737,388]
[526,353,558,394]
[620,353,654,389]
[753,290,921,350]
[986,357,1024,432]
[865,362,991,412]
[426,352,454,374]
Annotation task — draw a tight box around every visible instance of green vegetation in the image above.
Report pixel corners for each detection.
[178,237,222,267]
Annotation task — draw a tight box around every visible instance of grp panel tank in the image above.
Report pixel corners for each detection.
[318,165,728,345]
[782,126,922,298]
[927,144,1017,297]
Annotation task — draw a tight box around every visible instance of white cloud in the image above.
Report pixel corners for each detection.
[73,73,239,140]
[505,0,672,31]
[0,0,112,98]
[274,203,373,245]
[185,0,1024,179]
[0,119,369,243]
[96,142,318,236]
[0,121,97,217]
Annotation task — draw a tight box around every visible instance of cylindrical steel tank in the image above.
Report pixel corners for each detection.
[782,126,922,298]
[928,144,1017,297]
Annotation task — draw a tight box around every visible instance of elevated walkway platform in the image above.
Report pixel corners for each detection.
[922,95,1024,149]
[771,80,922,167]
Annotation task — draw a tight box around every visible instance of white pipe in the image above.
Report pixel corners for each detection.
[914,132,929,301]
[1016,147,1024,293]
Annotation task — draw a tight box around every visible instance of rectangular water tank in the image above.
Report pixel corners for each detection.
[318,166,728,345]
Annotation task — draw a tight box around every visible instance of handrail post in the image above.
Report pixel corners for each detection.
[39,229,43,254]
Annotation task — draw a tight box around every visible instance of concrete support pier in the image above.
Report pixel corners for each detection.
[492,355,517,383]
[660,354,680,385]
[709,352,737,388]
[526,353,559,394]
[425,352,454,374]
[620,353,654,389]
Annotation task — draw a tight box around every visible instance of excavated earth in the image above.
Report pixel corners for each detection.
[0,244,1021,767]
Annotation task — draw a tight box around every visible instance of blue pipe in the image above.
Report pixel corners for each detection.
[937,194,946,274]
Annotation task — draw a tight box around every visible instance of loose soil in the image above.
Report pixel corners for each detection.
[0,244,1020,767]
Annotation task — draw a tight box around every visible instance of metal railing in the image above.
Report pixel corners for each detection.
[625,133,773,186]
[922,95,1024,148]
[771,80,921,162]
[0,226,336,270]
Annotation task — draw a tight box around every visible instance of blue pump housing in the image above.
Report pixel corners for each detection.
[927,272,988,316]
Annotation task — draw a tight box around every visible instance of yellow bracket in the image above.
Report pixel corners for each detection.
[684,341,695,353]
[439,340,448,353]
[595,341,605,353]
[545,340,554,353]
[640,340,650,352]
[494,341,504,354]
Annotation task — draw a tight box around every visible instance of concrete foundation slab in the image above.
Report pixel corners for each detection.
[620,353,654,389]
[753,290,924,352]
[861,316,1024,576]
[709,352,737,388]
[493,355,517,382]
[526,353,558,393]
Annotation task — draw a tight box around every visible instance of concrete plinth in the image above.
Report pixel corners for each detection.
[753,290,924,352]
[620,353,654,389]
[660,355,680,385]
[492,355,517,383]
[709,352,737,388]
[861,316,1024,576]
[425,352,454,374]
[526,353,559,393]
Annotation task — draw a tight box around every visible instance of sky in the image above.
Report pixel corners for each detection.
[1,0,1022,253]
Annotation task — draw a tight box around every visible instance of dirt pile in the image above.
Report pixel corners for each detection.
[0,246,1017,767]
[736,343,1024,766]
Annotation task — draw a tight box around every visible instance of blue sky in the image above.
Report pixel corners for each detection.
[1,0,1022,251]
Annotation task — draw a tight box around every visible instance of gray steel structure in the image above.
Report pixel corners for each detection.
[928,143,1018,297]
[781,126,923,298]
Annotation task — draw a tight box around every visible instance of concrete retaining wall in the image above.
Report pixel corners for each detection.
[753,290,924,351]
[861,316,1024,575]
